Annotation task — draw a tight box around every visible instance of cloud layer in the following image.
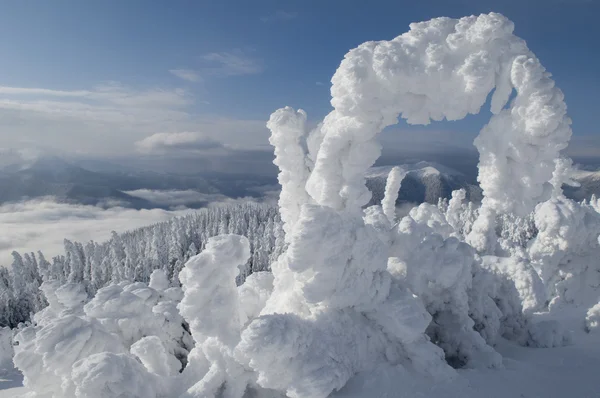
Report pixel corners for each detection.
[0,80,269,155]
[0,198,194,265]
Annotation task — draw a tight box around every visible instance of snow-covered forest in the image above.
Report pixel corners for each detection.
[3,12,600,398]
[0,203,284,328]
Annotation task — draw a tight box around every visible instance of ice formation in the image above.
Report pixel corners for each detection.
[267,107,311,241]
[305,13,571,219]
[177,234,255,397]
[10,12,600,398]
[381,166,406,223]
[586,302,600,333]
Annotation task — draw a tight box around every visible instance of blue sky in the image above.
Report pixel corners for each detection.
[0,0,599,157]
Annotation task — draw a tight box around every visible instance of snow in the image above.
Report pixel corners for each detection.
[0,329,12,370]
[381,167,406,223]
[333,335,600,398]
[267,107,312,242]
[3,11,600,398]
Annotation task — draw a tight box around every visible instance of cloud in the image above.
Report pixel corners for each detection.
[0,148,43,169]
[0,82,191,108]
[200,50,263,76]
[166,50,263,86]
[260,11,298,23]
[169,69,202,83]
[316,81,325,86]
[0,82,193,153]
[124,189,233,208]
[0,80,269,155]
[0,198,194,265]
[135,132,225,154]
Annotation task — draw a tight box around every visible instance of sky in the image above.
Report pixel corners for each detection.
[0,0,599,159]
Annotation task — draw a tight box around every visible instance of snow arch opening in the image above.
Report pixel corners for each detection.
[305,12,572,218]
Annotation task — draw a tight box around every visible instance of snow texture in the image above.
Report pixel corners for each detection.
[177,234,254,397]
[0,328,12,369]
[304,12,571,220]
[585,302,600,333]
[267,107,311,242]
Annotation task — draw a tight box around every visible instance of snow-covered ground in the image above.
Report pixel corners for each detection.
[3,329,600,398]
[337,335,600,398]
[0,369,25,398]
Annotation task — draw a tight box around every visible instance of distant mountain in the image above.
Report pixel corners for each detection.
[0,155,277,209]
[365,162,600,206]
[365,161,482,206]
[0,156,154,207]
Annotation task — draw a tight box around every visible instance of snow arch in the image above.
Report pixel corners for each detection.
[305,12,572,218]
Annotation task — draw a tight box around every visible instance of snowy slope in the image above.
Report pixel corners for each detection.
[335,334,600,398]
[4,333,600,398]
[365,162,482,206]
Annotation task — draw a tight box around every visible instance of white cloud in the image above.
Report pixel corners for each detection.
[260,11,298,23]
[0,80,269,154]
[0,198,194,265]
[316,81,325,86]
[135,132,225,154]
[166,50,263,88]
[169,69,202,83]
[0,82,193,152]
[0,82,191,108]
[200,50,263,76]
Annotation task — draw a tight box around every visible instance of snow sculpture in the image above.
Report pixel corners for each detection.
[178,234,256,397]
[305,13,571,218]
[529,198,600,308]
[267,107,311,242]
[69,352,163,398]
[237,12,576,397]
[13,277,192,397]
[382,166,406,224]
[586,302,600,333]
[13,282,127,397]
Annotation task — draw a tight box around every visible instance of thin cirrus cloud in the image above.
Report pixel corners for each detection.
[0,82,191,108]
[169,69,202,83]
[201,51,263,76]
[0,83,191,131]
[170,50,263,83]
